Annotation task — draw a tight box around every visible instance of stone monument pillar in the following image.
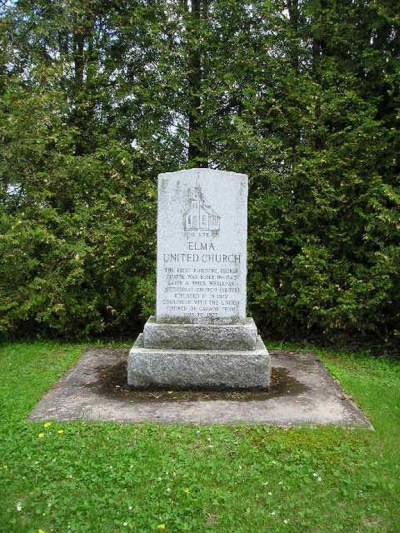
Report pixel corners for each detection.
[127,168,271,389]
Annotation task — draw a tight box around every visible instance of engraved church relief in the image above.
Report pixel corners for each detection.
[183,185,221,236]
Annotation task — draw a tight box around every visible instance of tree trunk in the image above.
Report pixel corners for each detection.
[187,0,207,166]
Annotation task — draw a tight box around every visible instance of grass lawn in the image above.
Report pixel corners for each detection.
[0,342,399,533]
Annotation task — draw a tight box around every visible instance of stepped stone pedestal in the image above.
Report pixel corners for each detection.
[143,316,258,350]
[127,169,271,390]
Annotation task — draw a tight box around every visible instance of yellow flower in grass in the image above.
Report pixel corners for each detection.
[43,422,52,429]
[38,433,45,439]
[157,525,166,531]
[183,487,190,494]
[57,430,64,435]
[38,529,46,533]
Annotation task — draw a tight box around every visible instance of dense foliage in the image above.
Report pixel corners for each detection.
[1,0,399,351]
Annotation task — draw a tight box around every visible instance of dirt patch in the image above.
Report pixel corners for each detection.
[86,360,309,402]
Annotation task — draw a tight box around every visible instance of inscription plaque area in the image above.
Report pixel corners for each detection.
[157,169,247,324]
[128,168,271,390]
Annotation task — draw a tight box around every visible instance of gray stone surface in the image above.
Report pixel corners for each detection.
[28,347,373,428]
[129,168,270,391]
[128,334,269,389]
[143,316,257,350]
[156,169,248,324]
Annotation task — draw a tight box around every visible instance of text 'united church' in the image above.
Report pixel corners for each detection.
[163,253,242,264]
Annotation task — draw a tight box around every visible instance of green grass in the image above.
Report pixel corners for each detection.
[0,342,399,533]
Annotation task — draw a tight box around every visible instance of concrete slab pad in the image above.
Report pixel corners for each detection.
[28,348,373,428]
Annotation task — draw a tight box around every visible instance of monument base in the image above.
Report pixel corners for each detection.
[143,316,258,350]
[128,334,271,390]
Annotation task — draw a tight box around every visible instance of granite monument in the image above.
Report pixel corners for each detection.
[127,168,271,389]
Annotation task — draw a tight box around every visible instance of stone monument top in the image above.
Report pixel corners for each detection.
[156,168,248,324]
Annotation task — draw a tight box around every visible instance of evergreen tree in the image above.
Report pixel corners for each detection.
[0,0,398,351]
